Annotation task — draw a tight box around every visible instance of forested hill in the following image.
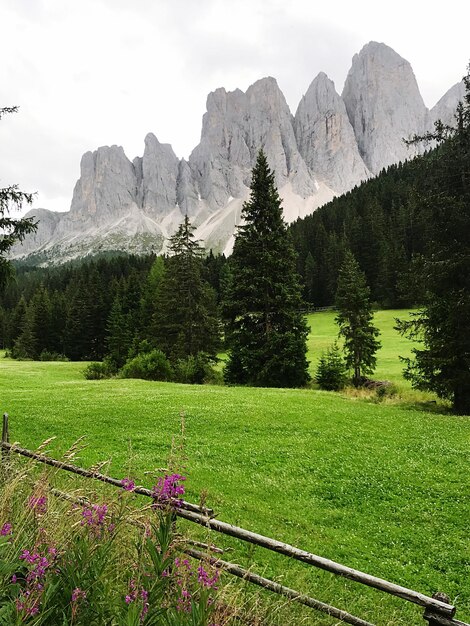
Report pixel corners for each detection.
[289,151,437,308]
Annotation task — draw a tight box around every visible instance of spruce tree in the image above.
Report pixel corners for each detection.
[0,107,37,290]
[105,295,133,368]
[224,150,310,387]
[396,66,470,414]
[153,216,220,360]
[335,250,380,386]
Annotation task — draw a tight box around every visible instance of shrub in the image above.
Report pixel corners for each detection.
[120,349,173,381]
[83,358,116,380]
[126,338,155,360]
[173,352,216,385]
[315,342,348,391]
[39,350,69,362]
[375,382,399,401]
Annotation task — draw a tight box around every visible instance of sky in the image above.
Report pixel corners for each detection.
[0,0,469,217]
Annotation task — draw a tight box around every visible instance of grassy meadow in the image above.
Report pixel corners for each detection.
[0,310,469,624]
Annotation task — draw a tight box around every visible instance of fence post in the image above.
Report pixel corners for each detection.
[1,412,9,465]
[423,592,454,625]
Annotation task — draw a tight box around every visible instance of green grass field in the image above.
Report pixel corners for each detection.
[0,310,469,624]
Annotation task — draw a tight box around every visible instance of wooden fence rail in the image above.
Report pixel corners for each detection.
[1,413,468,626]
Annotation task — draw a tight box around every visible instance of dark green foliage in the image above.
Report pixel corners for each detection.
[0,255,155,361]
[396,66,470,414]
[83,358,116,380]
[315,342,348,391]
[13,284,52,359]
[138,256,165,341]
[172,352,216,384]
[224,150,310,388]
[153,216,220,361]
[335,250,381,386]
[289,151,434,307]
[105,295,133,368]
[120,349,173,381]
[38,349,68,361]
[0,107,37,291]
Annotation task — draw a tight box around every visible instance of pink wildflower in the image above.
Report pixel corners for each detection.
[28,495,47,515]
[152,473,186,509]
[121,477,136,491]
[71,588,87,602]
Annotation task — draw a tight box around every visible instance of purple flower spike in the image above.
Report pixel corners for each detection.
[152,473,186,510]
[28,495,47,515]
[71,587,87,602]
[1,522,12,536]
[121,477,136,492]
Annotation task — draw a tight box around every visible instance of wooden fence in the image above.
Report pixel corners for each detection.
[1,412,468,626]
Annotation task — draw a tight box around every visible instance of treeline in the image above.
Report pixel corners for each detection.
[289,153,435,307]
[0,251,227,364]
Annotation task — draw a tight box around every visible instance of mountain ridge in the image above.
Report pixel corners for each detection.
[12,41,466,264]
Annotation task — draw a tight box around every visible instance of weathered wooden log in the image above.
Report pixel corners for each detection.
[1,413,9,464]
[423,593,469,626]
[0,440,211,515]
[423,613,469,626]
[182,546,376,626]
[176,508,456,617]
[183,539,225,554]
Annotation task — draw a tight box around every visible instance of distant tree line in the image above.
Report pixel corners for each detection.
[289,153,436,308]
[0,252,226,363]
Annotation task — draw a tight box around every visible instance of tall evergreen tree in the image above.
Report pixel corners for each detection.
[224,150,310,387]
[335,250,381,386]
[153,217,220,360]
[138,256,166,342]
[397,66,470,414]
[105,295,133,368]
[0,107,37,290]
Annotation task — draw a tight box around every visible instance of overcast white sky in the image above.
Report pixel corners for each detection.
[0,0,468,216]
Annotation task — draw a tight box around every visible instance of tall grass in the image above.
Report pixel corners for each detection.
[0,454,224,625]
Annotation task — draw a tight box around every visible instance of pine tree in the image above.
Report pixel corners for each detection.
[106,295,133,368]
[396,66,470,414]
[12,286,52,359]
[138,256,165,342]
[0,107,37,290]
[224,150,310,387]
[7,295,27,347]
[153,217,220,360]
[335,250,381,386]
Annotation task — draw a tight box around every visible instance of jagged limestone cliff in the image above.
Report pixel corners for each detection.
[12,42,466,264]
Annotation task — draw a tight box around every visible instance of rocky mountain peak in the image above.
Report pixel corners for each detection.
[295,72,370,193]
[342,41,429,174]
[141,132,179,217]
[69,145,138,224]
[430,80,466,127]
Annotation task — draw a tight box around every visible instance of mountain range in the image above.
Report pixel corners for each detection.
[13,41,465,264]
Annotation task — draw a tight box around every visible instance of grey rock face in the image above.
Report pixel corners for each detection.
[68,146,139,224]
[141,133,180,217]
[295,72,370,194]
[430,81,466,127]
[12,41,465,264]
[342,41,428,174]
[188,76,317,211]
[18,208,61,251]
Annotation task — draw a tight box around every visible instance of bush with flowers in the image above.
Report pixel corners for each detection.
[0,460,221,625]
